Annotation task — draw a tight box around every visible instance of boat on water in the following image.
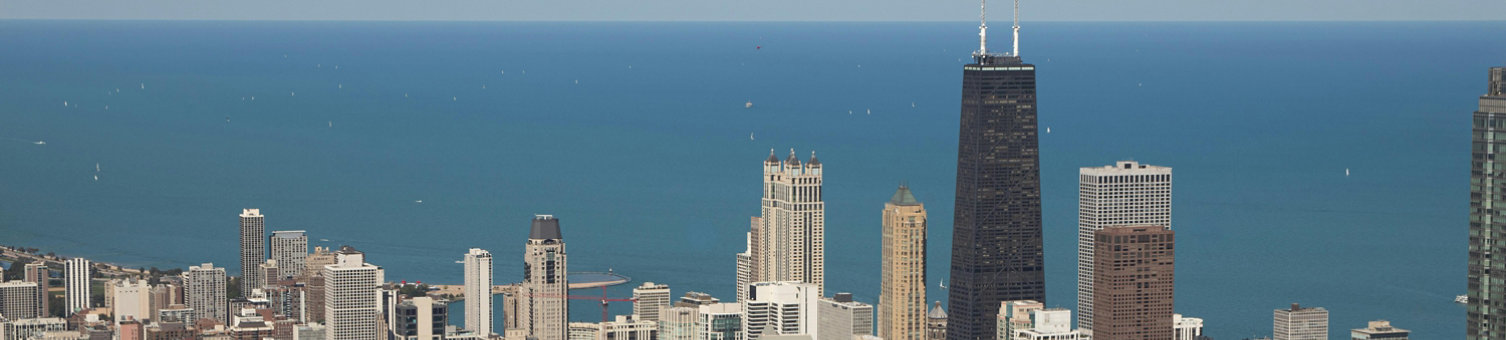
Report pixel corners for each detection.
[745,101,753,109]
[33,141,45,145]
[1457,295,1469,304]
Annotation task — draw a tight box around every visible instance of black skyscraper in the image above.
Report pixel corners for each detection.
[946,2,1044,340]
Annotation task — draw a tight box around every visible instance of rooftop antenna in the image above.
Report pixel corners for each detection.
[1012,0,1020,56]
[977,0,988,56]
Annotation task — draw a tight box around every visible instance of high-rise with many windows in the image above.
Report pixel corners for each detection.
[1468,66,1506,340]
[465,248,495,336]
[1091,226,1174,340]
[22,263,49,317]
[183,263,228,324]
[65,257,92,315]
[1076,161,1171,333]
[740,149,826,301]
[520,215,569,340]
[879,186,927,340]
[635,282,672,323]
[240,209,266,293]
[269,230,308,281]
[323,246,383,340]
[1273,304,1327,340]
[0,281,43,319]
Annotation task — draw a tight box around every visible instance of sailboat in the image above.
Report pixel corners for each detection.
[96,163,100,172]
[745,101,753,109]
[32,141,45,145]
[1345,168,1351,176]
[749,132,755,141]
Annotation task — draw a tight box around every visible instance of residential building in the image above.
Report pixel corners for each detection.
[3,317,68,339]
[241,209,267,293]
[570,322,602,340]
[740,149,826,301]
[184,263,229,324]
[698,302,743,340]
[1076,161,1171,333]
[1274,304,1327,340]
[996,300,1043,340]
[464,248,494,336]
[111,279,151,330]
[119,317,144,340]
[270,230,309,281]
[1175,314,1205,340]
[393,296,447,340]
[743,281,820,340]
[678,292,720,307]
[65,257,92,315]
[23,263,50,317]
[520,215,569,340]
[1468,66,1506,340]
[0,281,43,319]
[1351,320,1408,340]
[599,315,657,340]
[323,246,383,340]
[659,305,700,340]
[1002,308,1084,340]
[879,185,927,340]
[1091,226,1174,340]
[816,293,872,340]
[635,282,671,323]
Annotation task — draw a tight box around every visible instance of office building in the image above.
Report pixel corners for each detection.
[743,281,820,340]
[1351,320,1408,340]
[947,3,1044,340]
[23,263,49,317]
[1076,161,1171,332]
[0,281,43,319]
[1175,314,1204,340]
[65,257,92,315]
[241,209,267,293]
[520,215,569,340]
[926,302,946,340]
[270,230,309,280]
[660,305,700,340]
[184,263,228,324]
[393,296,448,340]
[879,185,928,340]
[261,260,280,288]
[1000,307,1083,340]
[571,322,603,340]
[323,246,383,340]
[464,248,494,336]
[111,279,151,329]
[304,246,335,323]
[740,149,826,301]
[635,282,672,323]
[1274,304,1327,340]
[1468,66,1506,340]
[699,302,744,340]
[996,300,1042,340]
[600,315,658,340]
[679,292,721,307]
[1091,226,1174,340]
[817,293,872,340]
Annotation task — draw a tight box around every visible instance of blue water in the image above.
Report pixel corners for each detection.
[2,20,1502,339]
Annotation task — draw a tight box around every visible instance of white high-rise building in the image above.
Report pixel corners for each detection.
[111,279,151,329]
[1174,314,1204,340]
[740,150,826,301]
[65,257,92,315]
[816,293,872,340]
[1274,303,1327,340]
[270,230,309,280]
[323,246,383,340]
[699,302,744,340]
[0,281,43,319]
[743,281,820,340]
[520,215,569,340]
[241,209,267,293]
[1076,160,1171,332]
[464,248,494,336]
[599,315,658,340]
[184,262,228,324]
[635,282,672,322]
[660,305,700,340]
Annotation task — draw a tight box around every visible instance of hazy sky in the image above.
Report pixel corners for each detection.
[1,0,1502,22]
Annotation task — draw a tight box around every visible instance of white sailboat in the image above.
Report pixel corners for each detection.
[749,132,755,141]
[32,141,45,145]
[1345,168,1351,176]
[745,101,753,109]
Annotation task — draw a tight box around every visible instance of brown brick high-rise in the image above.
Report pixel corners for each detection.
[1092,225,1174,340]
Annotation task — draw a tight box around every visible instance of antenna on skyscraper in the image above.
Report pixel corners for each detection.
[1012,0,1020,56]
[977,0,988,56]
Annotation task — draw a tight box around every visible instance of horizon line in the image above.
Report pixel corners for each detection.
[2,18,1504,24]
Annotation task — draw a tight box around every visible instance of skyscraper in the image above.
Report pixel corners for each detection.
[1468,66,1506,340]
[23,263,49,317]
[740,149,826,300]
[816,293,873,340]
[240,209,266,293]
[699,302,744,340]
[323,246,383,340]
[0,281,43,319]
[659,305,700,340]
[1091,226,1174,340]
[743,281,820,340]
[65,257,92,315]
[270,230,308,281]
[1076,161,1171,332]
[635,282,672,323]
[879,185,927,340]
[521,215,569,340]
[184,263,228,324]
[1273,304,1327,340]
[464,248,495,336]
[947,2,1042,340]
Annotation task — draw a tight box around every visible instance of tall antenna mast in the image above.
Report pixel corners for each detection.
[1012,0,1020,56]
[977,0,988,56]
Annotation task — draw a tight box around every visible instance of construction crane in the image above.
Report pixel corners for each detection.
[523,286,636,322]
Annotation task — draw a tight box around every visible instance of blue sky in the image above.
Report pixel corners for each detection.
[1,0,1502,21]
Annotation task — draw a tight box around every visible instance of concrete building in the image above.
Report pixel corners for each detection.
[660,305,700,340]
[1000,307,1084,340]
[303,246,336,324]
[1468,66,1506,340]
[0,281,43,319]
[464,248,494,336]
[996,300,1043,340]
[570,322,603,340]
[184,263,228,324]
[740,149,826,301]
[111,279,151,330]
[925,302,945,340]
[678,292,720,307]
[817,293,872,340]
[23,263,50,317]
[1091,226,1174,340]
[3,317,67,339]
[743,281,820,340]
[698,302,743,340]
[118,317,144,340]
[1175,314,1205,340]
[519,215,569,340]
[65,257,92,315]
[879,185,927,340]
[634,282,671,323]
[1273,304,1327,340]
[323,246,383,340]
[270,231,308,280]
[1351,320,1408,340]
[240,209,267,293]
[599,315,657,340]
[393,296,447,340]
[260,260,280,289]
[1076,161,1171,333]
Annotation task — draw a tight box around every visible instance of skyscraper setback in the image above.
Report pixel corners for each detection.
[240,209,266,293]
[1468,66,1506,340]
[1076,161,1171,333]
[739,149,825,301]
[946,1,1043,340]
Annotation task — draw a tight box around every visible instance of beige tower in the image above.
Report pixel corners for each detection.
[520,215,569,340]
[878,185,927,340]
[739,149,825,301]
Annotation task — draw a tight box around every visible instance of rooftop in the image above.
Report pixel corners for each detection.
[889,185,921,206]
[1080,160,1171,176]
[530,215,562,240]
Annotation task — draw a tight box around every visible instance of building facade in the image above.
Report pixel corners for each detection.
[699,302,743,340]
[270,230,309,281]
[1351,320,1408,340]
[879,185,927,340]
[23,263,49,317]
[1174,314,1204,340]
[996,300,1043,340]
[0,281,43,320]
[600,315,658,340]
[393,296,448,340]
[1273,304,1327,340]
[740,150,826,301]
[65,257,92,315]
[323,246,383,340]
[744,281,820,340]
[660,305,700,340]
[1468,66,1506,340]
[816,293,872,340]
[521,215,569,340]
[635,282,672,323]
[1076,161,1171,332]
[240,209,267,293]
[111,279,151,329]
[184,263,228,324]
[1091,226,1174,340]
[925,302,947,340]
[464,248,494,336]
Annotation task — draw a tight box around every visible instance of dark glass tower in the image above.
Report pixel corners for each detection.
[1468,66,1506,340]
[946,2,1044,339]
